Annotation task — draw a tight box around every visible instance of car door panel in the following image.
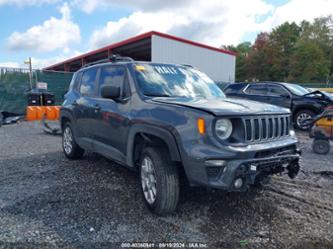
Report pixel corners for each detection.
[266,84,292,109]
[92,98,130,163]
[91,66,131,161]
[74,67,99,142]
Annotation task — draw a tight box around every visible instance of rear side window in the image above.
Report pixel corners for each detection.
[80,68,98,96]
[69,71,82,91]
[245,84,267,95]
[99,66,129,97]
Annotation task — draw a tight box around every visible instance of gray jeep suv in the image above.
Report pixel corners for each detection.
[61,57,301,215]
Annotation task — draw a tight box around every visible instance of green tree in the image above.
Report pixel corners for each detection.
[289,40,329,82]
[268,22,301,81]
[299,16,333,81]
[246,32,271,81]
[223,42,251,81]
[300,17,332,53]
[224,16,333,83]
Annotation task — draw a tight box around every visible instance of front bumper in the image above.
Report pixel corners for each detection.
[204,154,300,191]
[182,139,301,191]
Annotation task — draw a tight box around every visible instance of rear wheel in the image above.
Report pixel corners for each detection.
[62,123,84,159]
[294,110,315,131]
[139,147,179,215]
[312,138,330,155]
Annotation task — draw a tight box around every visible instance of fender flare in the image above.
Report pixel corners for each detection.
[60,108,85,145]
[60,108,75,129]
[126,124,182,167]
[292,105,320,117]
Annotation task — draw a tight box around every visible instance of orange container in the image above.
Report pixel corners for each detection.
[26,106,38,121]
[55,106,60,120]
[26,106,46,121]
[26,106,60,121]
[35,106,46,120]
[45,106,60,120]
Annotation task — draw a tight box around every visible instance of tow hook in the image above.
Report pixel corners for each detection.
[287,161,300,179]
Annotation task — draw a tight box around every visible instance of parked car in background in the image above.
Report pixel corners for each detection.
[215,82,231,91]
[224,82,333,130]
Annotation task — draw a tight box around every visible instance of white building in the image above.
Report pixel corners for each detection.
[45,31,236,83]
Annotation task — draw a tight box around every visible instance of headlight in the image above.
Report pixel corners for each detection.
[215,119,233,140]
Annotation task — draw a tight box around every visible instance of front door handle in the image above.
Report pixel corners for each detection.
[93,104,101,111]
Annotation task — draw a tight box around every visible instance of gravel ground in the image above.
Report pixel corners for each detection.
[0,122,332,249]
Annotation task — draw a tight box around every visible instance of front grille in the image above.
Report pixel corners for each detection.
[242,115,290,143]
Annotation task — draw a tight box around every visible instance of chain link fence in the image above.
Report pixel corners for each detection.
[0,67,73,114]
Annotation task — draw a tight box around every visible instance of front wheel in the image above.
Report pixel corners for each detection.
[62,123,84,159]
[139,147,179,215]
[294,110,315,131]
[312,138,330,155]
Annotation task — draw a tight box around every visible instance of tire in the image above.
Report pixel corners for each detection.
[139,147,179,215]
[312,139,330,155]
[294,109,316,131]
[62,122,84,159]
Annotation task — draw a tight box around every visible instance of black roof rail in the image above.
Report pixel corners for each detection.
[82,58,109,68]
[110,54,134,63]
[82,55,134,68]
[181,64,193,68]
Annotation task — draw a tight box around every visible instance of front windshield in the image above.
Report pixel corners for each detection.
[134,63,225,99]
[283,83,310,96]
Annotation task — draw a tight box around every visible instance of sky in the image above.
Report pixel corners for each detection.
[0,0,333,69]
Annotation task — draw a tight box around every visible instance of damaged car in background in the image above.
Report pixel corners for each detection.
[60,57,301,215]
[224,82,333,131]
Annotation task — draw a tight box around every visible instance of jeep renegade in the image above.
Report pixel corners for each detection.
[61,57,301,215]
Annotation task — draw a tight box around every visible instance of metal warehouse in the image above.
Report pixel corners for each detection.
[44,31,236,82]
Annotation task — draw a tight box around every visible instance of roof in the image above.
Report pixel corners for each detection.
[44,31,236,72]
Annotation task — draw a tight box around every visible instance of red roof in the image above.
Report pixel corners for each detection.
[151,31,236,56]
[44,31,236,71]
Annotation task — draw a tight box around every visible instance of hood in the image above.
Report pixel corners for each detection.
[303,90,333,101]
[151,97,289,116]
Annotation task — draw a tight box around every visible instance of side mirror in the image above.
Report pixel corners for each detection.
[101,85,120,99]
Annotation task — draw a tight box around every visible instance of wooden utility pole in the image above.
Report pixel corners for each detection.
[24,57,33,89]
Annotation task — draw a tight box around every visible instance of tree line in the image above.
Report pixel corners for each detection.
[224,16,333,83]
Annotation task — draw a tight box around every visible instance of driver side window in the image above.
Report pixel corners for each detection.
[267,85,289,97]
